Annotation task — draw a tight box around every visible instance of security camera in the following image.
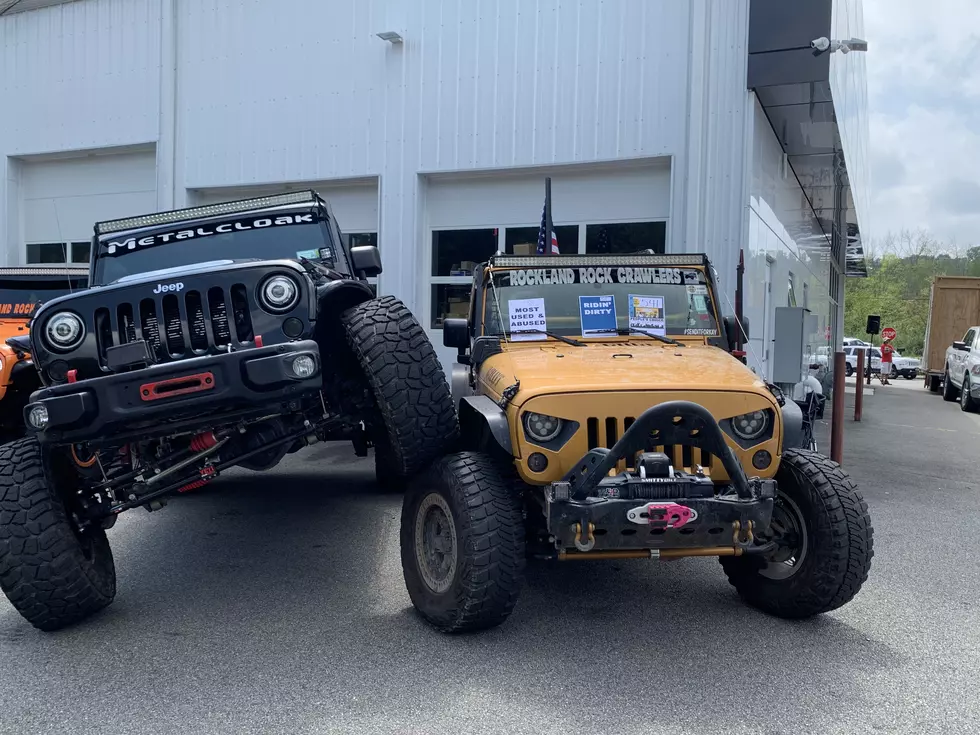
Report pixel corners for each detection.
[811,37,831,52]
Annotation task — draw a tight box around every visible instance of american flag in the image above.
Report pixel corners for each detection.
[536,199,559,255]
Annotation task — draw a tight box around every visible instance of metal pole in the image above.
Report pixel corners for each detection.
[866,337,873,386]
[831,351,846,464]
[854,349,864,422]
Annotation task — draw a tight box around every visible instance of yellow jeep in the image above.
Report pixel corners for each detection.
[400,253,873,632]
[0,267,89,441]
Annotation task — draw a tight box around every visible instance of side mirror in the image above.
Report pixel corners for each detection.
[350,245,382,278]
[443,318,470,350]
[953,341,970,352]
[722,315,749,348]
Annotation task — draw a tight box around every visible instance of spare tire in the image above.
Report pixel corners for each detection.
[341,296,459,481]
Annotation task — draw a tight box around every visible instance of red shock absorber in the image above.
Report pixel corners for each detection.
[178,464,217,493]
[189,431,218,452]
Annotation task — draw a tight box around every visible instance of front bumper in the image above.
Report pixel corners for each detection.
[25,340,321,445]
[545,401,776,553]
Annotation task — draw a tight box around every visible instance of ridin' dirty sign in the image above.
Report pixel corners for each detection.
[579,295,617,338]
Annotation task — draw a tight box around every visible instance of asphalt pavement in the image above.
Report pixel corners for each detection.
[1,379,978,735]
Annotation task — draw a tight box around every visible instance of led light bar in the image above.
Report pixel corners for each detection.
[95,191,319,235]
[490,253,709,268]
[0,266,89,277]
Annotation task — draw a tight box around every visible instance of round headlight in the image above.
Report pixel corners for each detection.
[731,410,770,441]
[259,275,299,313]
[523,412,563,443]
[45,312,85,351]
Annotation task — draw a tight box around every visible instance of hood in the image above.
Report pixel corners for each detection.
[479,341,770,404]
[111,260,243,284]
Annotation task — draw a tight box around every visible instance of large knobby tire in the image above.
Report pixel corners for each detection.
[720,448,873,619]
[942,368,960,401]
[340,296,459,482]
[0,438,116,631]
[400,452,525,633]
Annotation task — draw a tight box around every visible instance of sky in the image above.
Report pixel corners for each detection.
[865,0,980,250]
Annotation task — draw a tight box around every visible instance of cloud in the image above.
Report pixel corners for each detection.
[864,0,980,248]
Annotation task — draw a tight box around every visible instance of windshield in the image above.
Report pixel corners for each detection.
[94,215,340,285]
[484,265,719,340]
[0,278,88,318]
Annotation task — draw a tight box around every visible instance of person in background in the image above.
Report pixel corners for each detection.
[879,337,894,385]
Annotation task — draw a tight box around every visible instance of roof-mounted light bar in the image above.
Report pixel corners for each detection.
[95,190,319,235]
[0,266,89,277]
[490,253,709,268]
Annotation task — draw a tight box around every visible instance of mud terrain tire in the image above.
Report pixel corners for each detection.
[720,448,873,619]
[401,452,525,633]
[0,437,116,631]
[341,296,459,482]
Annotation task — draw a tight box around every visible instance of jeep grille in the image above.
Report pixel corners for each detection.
[94,285,254,366]
[586,416,720,477]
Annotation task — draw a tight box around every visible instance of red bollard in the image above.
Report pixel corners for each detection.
[831,351,845,464]
[854,349,865,422]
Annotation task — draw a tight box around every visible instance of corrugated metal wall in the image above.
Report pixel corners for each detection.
[0,0,754,315]
[0,0,160,154]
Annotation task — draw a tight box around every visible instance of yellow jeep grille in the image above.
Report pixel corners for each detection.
[585,415,728,480]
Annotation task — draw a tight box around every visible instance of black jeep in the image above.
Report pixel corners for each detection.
[0,190,458,631]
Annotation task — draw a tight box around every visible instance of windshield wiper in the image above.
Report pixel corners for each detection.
[502,329,585,347]
[617,327,684,347]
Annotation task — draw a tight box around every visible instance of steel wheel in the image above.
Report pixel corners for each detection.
[414,492,458,594]
[756,491,808,581]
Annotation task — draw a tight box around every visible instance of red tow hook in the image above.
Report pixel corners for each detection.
[627,502,698,529]
[254,335,264,348]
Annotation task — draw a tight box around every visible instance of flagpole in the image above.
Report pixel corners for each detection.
[544,177,554,251]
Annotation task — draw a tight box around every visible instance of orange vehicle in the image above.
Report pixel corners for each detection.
[0,267,89,440]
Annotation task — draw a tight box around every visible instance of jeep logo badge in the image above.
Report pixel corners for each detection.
[153,282,185,294]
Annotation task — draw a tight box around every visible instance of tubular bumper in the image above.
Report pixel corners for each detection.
[24,340,321,445]
[546,400,776,553]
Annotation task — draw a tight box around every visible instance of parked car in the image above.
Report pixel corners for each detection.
[941,326,980,411]
[843,345,919,379]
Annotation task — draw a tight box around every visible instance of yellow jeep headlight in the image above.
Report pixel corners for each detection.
[523,412,563,443]
[730,410,770,441]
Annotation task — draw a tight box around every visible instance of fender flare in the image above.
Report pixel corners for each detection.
[458,395,513,456]
[780,400,804,450]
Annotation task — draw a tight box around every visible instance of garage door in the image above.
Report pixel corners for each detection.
[22,149,157,266]
[191,179,379,244]
[423,160,671,368]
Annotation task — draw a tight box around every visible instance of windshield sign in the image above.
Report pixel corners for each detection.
[0,279,88,318]
[486,266,719,339]
[95,213,340,285]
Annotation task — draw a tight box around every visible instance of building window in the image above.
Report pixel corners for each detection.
[585,222,666,254]
[431,284,473,329]
[504,225,579,256]
[27,241,91,265]
[787,272,798,307]
[430,228,498,329]
[71,242,91,264]
[348,232,379,296]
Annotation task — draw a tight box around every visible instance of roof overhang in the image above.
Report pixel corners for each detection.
[747,0,868,278]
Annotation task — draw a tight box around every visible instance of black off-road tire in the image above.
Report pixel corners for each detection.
[340,296,459,482]
[720,448,873,619]
[943,368,959,401]
[845,363,853,377]
[0,438,116,631]
[401,452,525,633]
[961,375,978,412]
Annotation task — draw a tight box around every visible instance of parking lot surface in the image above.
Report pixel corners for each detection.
[1,381,978,735]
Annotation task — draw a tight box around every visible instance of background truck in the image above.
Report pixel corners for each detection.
[922,276,980,392]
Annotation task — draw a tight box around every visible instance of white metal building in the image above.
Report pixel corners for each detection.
[0,0,869,377]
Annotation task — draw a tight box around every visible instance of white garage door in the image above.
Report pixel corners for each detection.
[22,149,157,266]
[191,179,379,240]
[423,160,672,368]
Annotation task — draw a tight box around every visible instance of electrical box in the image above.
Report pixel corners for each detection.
[772,307,817,384]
